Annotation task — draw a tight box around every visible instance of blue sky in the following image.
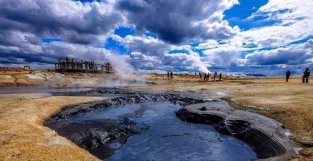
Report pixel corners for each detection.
[224,0,269,30]
[1,0,313,76]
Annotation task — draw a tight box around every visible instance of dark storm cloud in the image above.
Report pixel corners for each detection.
[0,52,55,65]
[0,0,122,44]
[0,0,239,69]
[0,0,124,67]
[117,0,239,44]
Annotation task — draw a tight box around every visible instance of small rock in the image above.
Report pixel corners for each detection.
[199,106,207,111]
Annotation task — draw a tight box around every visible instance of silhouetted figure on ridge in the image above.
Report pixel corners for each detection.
[199,72,202,81]
[285,70,291,82]
[170,72,173,79]
[219,73,222,81]
[167,72,170,80]
[302,68,310,83]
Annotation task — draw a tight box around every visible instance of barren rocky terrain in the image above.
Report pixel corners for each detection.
[0,71,312,160]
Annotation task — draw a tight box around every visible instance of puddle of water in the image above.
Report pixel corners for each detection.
[66,102,257,161]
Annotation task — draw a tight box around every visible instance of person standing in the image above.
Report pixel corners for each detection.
[219,73,222,81]
[213,72,217,81]
[167,72,170,80]
[199,72,202,81]
[285,70,291,82]
[302,68,310,83]
[207,73,210,81]
[170,72,173,79]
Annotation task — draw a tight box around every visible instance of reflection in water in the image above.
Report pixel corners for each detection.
[67,102,257,161]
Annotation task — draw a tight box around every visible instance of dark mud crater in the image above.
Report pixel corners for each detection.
[45,88,298,161]
[45,89,205,159]
[177,109,286,159]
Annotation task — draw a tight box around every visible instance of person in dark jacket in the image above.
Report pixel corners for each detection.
[286,70,291,82]
[213,72,217,81]
[302,68,310,83]
[207,73,210,81]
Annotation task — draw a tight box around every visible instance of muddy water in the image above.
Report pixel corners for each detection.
[65,102,257,161]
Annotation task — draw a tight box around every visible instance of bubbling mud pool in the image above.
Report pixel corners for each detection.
[48,101,257,161]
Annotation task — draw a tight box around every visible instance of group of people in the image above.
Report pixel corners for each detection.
[165,71,223,81]
[164,68,311,83]
[167,72,174,80]
[198,72,222,82]
[285,68,311,83]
